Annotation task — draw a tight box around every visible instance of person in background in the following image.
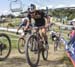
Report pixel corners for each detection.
[16,17,31,38]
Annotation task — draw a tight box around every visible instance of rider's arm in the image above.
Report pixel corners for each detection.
[24,19,30,31]
[17,23,23,33]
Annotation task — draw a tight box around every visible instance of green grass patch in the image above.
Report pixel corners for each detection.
[0,30,19,48]
[60,53,73,67]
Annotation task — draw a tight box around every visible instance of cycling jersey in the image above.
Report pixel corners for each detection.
[34,10,46,27]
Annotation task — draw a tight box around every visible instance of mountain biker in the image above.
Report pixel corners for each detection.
[16,17,31,38]
[67,27,75,54]
[29,4,49,49]
[50,31,60,41]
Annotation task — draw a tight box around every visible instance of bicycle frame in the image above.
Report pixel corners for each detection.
[32,27,45,50]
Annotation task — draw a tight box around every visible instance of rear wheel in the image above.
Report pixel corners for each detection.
[25,35,40,67]
[18,38,25,54]
[0,33,11,61]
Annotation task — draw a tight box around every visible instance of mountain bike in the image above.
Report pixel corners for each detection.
[17,30,31,54]
[0,33,11,61]
[25,26,48,67]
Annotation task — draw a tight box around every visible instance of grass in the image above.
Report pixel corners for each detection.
[60,53,73,67]
[0,18,21,27]
[0,30,19,48]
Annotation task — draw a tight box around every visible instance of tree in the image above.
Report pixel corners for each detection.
[7,14,15,18]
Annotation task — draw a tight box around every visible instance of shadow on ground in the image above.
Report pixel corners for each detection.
[0,57,26,66]
[39,59,63,66]
[0,56,73,67]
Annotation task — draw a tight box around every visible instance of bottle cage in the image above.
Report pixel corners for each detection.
[9,0,23,12]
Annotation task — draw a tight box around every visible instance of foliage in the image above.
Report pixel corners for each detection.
[7,14,15,18]
[48,8,75,20]
[7,23,15,27]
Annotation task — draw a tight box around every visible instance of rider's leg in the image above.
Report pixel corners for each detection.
[41,28,49,49]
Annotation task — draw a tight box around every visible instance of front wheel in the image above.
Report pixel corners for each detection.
[18,38,25,54]
[0,33,11,61]
[42,49,48,60]
[25,35,40,67]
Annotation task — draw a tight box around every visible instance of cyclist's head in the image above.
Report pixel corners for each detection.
[30,4,36,11]
[27,4,36,18]
[27,4,36,13]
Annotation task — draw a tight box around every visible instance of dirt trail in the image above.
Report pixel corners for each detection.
[0,44,69,67]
